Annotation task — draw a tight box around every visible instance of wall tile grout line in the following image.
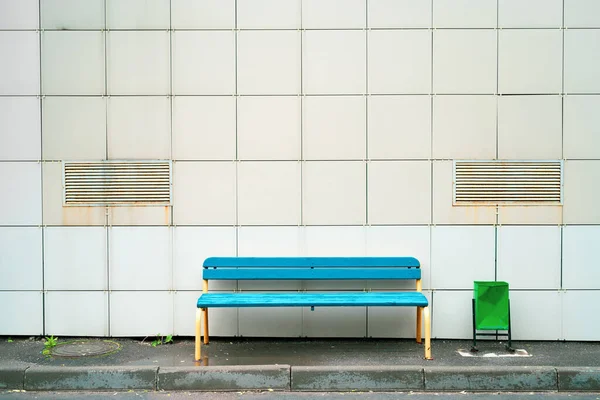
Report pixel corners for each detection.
[37,0,46,337]
[234,0,241,333]
[103,0,111,337]
[365,0,369,338]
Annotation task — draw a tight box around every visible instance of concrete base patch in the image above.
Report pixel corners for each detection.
[425,366,557,391]
[24,366,157,391]
[457,348,531,357]
[0,366,27,390]
[291,366,424,391]
[558,367,600,391]
[158,365,290,391]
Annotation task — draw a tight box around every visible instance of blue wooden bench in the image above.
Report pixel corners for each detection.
[195,257,431,361]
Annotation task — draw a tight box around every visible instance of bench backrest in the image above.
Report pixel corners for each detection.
[202,257,421,280]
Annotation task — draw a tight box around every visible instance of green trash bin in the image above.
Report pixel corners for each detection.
[471,281,512,351]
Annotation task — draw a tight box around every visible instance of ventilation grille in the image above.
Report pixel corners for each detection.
[63,161,171,206]
[454,161,563,205]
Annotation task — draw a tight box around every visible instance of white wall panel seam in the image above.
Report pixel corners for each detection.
[168,2,174,227]
[37,0,45,336]
[363,0,368,322]
[235,0,240,336]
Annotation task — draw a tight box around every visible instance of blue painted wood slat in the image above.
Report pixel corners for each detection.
[197,292,429,308]
[203,257,420,268]
[202,267,421,280]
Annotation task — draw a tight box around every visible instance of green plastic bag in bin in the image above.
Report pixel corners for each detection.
[474,281,509,330]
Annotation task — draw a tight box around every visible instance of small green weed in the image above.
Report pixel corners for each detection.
[7,337,13,343]
[42,335,58,356]
[150,334,174,347]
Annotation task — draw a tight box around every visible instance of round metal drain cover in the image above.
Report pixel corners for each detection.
[51,340,120,358]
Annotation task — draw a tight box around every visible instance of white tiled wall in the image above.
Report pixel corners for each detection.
[237,162,301,225]
[303,306,366,338]
[110,291,173,336]
[369,30,431,94]
[369,0,430,28]
[302,162,366,225]
[109,227,172,291]
[498,30,562,94]
[498,96,562,159]
[44,227,107,290]
[565,0,600,28]
[564,30,600,94]
[433,30,496,94]
[171,0,235,29]
[41,0,105,30]
[0,227,42,290]
[172,96,236,161]
[238,96,301,160]
[562,226,600,289]
[303,96,366,160]
[498,0,563,28]
[432,96,497,159]
[107,96,171,159]
[239,306,302,337]
[42,31,105,95]
[563,291,600,341]
[42,97,107,160]
[368,161,431,225]
[564,96,600,159]
[497,226,561,289]
[432,290,472,339]
[106,0,170,29]
[302,0,365,30]
[1,1,599,341]
[0,292,43,336]
[302,30,366,94]
[237,0,300,29]
[563,161,600,224]
[434,0,497,28]
[45,291,108,336]
[367,95,431,159]
[172,31,235,95]
[0,31,40,95]
[431,226,496,290]
[107,31,170,95]
[173,162,236,225]
[237,31,301,95]
[510,291,562,341]
[0,162,42,225]
[0,0,39,29]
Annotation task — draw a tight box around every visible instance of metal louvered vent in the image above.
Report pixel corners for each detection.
[454,160,563,205]
[63,161,172,206]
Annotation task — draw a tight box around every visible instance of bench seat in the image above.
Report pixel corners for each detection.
[197,292,429,308]
[195,256,431,361]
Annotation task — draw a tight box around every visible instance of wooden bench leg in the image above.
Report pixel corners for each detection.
[195,308,202,361]
[416,307,422,344]
[202,308,209,345]
[424,306,432,360]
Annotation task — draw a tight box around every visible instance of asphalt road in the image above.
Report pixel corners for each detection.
[1,391,600,400]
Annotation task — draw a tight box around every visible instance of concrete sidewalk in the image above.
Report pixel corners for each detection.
[1,337,599,392]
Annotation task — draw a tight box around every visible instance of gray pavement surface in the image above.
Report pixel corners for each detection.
[1,392,600,400]
[1,337,599,392]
